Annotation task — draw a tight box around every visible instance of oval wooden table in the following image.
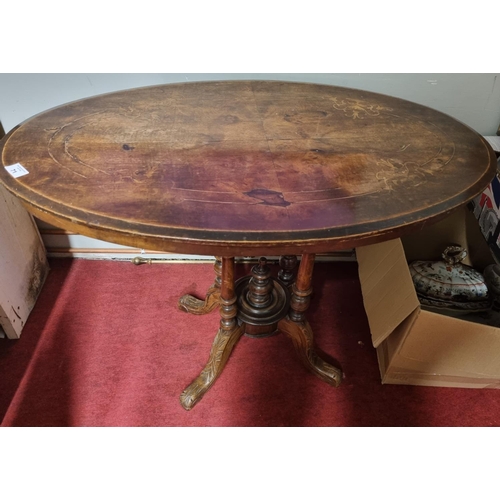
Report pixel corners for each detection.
[0,81,496,410]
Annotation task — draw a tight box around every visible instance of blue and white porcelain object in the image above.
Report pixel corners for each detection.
[409,245,491,311]
[484,263,500,310]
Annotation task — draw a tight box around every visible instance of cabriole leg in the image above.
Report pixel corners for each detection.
[278,253,342,387]
[178,257,222,315]
[180,257,244,410]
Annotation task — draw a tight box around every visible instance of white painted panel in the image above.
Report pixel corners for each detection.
[42,234,138,250]
[1,73,499,135]
[0,188,49,338]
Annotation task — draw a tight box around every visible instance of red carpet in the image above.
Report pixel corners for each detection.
[1,258,500,426]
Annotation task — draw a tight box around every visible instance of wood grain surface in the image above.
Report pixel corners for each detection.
[0,80,496,256]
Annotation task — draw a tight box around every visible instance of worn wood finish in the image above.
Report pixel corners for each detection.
[235,257,291,337]
[178,257,222,314]
[280,252,342,386]
[180,252,341,403]
[278,317,343,387]
[1,80,496,408]
[278,255,298,288]
[0,81,496,257]
[289,253,315,322]
[180,257,243,410]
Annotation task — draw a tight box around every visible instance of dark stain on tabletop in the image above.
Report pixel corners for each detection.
[245,189,291,207]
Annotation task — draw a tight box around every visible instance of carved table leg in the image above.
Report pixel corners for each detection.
[235,257,290,338]
[278,255,298,289]
[278,253,342,387]
[180,257,244,410]
[178,257,222,315]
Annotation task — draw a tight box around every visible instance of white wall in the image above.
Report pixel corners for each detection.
[1,73,499,259]
[2,74,499,135]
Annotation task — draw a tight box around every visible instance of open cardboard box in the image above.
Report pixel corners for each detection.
[356,206,500,389]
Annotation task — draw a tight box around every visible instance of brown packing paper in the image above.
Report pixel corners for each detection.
[357,206,500,389]
[356,239,419,348]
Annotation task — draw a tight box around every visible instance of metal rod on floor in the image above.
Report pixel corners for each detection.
[132,257,175,265]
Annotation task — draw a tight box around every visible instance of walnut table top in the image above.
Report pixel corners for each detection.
[0,80,496,256]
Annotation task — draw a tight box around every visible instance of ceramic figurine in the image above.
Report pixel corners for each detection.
[409,245,491,311]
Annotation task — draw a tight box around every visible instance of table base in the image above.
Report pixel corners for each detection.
[178,255,343,411]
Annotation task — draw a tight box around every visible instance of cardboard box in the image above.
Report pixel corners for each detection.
[356,206,500,389]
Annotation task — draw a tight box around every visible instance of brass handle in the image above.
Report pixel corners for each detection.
[132,256,153,265]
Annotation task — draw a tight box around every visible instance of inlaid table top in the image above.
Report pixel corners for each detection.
[0,80,496,256]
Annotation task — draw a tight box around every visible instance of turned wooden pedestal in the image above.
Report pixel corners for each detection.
[178,254,342,411]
